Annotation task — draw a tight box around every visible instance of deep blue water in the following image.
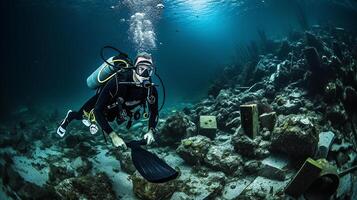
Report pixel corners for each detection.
[2,0,357,119]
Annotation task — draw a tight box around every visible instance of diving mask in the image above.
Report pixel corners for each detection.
[135,63,154,78]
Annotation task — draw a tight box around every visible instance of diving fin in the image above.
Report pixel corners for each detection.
[126,140,179,183]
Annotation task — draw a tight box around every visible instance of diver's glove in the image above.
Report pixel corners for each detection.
[143,129,155,145]
[109,132,127,149]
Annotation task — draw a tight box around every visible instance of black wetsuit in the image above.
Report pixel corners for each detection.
[64,70,159,134]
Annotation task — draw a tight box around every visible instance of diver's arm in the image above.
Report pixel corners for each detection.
[148,86,159,130]
[94,77,127,134]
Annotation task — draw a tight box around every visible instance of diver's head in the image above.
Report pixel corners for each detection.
[134,52,154,83]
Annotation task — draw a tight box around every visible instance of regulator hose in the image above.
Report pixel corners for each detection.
[155,72,166,112]
[100,45,133,68]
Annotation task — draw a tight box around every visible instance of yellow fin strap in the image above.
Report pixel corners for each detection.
[83,109,96,123]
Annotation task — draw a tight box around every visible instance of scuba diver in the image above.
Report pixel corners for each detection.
[56,51,159,149]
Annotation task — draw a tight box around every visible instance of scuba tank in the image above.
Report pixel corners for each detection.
[87,46,134,89]
[86,55,131,89]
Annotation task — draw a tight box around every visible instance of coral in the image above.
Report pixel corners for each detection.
[176,135,212,165]
[271,115,318,159]
[55,172,116,200]
[131,171,177,200]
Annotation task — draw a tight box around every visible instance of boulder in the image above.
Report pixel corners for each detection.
[178,170,225,200]
[48,162,75,185]
[244,160,262,175]
[159,113,196,146]
[64,134,82,148]
[231,134,258,158]
[17,183,58,200]
[204,145,243,175]
[55,172,116,200]
[118,151,136,175]
[1,163,58,199]
[176,136,211,165]
[131,171,177,200]
[271,115,318,158]
[325,103,348,125]
[70,157,93,176]
[343,86,357,114]
[76,141,97,157]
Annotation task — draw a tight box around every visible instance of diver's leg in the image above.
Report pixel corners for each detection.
[56,94,99,137]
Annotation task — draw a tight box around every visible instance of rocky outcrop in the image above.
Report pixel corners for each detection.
[177,170,226,200]
[271,114,318,158]
[158,113,196,146]
[176,135,212,165]
[131,172,177,200]
[55,172,116,200]
[204,145,243,175]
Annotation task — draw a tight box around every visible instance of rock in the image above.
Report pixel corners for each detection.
[1,163,25,191]
[17,183,58,200]
[336,173,352,199]
[178,170,225,200]
[14,139,31,154]
[271,115,318,158]
[64,134,82,148]
[221,178,253,200]
[159,113,196,146]
[176,136,212,165]
[204,145,243,175]
[242,176,288,199]
[273,90,306,115]
[324,82,339,103]
[352,175,357,200]
[31,126,47,140]
[76,141,97,157]
[343,86,357,114]
[70,157,92,176]
[170,192,191,200]
[131,171,177,200]
[244,160,262,175]
[305,32,324,53]
[277,40,291,59]
[55,172,116,200]
[118,151,136,175]
[336,152,350,166]
[331,140,353,152]
[48,162,75,185]
[231,134,258,158]
[325,103,348,125]
[1,163,59,199]
[259,112,277,131]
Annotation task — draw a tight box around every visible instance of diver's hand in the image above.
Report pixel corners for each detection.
[109,132,127,149]
[143,130,155,145]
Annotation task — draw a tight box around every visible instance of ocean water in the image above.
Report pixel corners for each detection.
[1,0,357,199]
[2,0,357,116]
